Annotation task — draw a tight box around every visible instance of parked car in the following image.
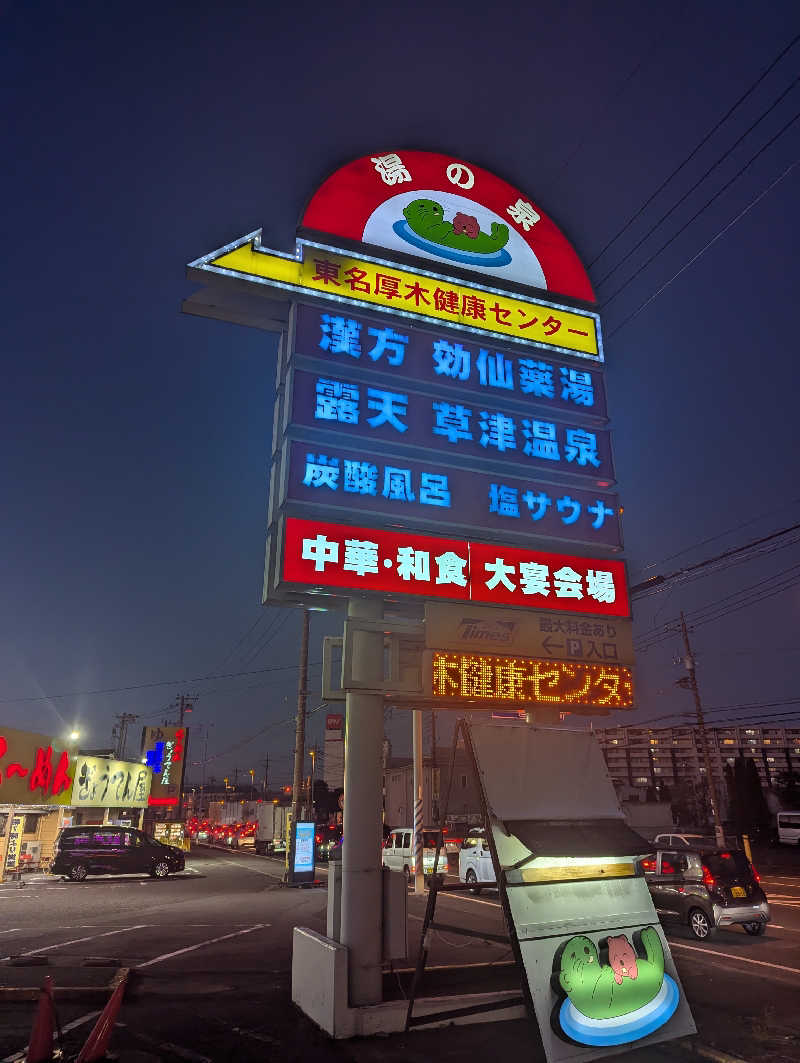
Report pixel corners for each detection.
[52,826,185,881]
[777,811,800,846]
[458,828,495,892]
[653,832,719,849]
[382,828,448,881]
[637,847,769,940]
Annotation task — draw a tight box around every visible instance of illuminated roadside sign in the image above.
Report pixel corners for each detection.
[70,756,152,808]
[300,150,596,302]
[189,234,601,359]
[286,368,615,486]
[424,602,635,664]
[293,821,316,873]
[281,440,621,549]
[141,726,187,807]
[429,651,634,709]
[291,303,608,420]
[278,516,630,617]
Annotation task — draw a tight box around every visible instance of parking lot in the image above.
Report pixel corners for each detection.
[0,844,798,1062]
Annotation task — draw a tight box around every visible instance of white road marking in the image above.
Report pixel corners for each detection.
[137,923,269,968]
[671,940,800,976]
[2,1009,102,1062]
[439,891,502,909]
[0,924,148,962]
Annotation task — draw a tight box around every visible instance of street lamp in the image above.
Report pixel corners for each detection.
[69,730,80,742]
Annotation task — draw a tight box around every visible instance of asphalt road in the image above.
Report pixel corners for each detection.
[0,845,797,1062]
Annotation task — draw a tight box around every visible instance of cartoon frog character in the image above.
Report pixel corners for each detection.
[402,199,510,255]
[556,927,664,1020]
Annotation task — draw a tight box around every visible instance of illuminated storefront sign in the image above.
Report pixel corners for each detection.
[190,234,601,359]
[141,726,187,807]
[0,726,74,807]
[292,303,607,419]
[287,368,615,485]
[430,651,634,709]
[300,150,596,302]
[70,756,152,808]
[282,440,621,549]
[280,516,629,617]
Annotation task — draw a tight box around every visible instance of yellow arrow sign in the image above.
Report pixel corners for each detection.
[189,232,602,360]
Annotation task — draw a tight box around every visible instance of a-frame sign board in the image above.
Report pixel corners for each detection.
[408,720,695,1060]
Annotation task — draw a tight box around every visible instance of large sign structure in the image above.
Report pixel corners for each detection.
[186,148,655,1042]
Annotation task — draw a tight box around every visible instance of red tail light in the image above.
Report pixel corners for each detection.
[751,863,761,884]
[701,863,715,889]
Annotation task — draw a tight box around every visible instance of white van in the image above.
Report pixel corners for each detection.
[458,829,495,892]
[777,811,800,846]
[382,828,448,880]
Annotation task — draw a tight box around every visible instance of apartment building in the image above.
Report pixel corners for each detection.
[595,724,800,800]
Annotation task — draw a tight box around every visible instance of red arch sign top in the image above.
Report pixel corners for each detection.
[301,151,595,304]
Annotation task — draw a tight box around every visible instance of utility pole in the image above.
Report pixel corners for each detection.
[262,755,269,796]
[114,713,138,759]
[680,612,725,846]
[289,607,310,878]
[430,710,438,823]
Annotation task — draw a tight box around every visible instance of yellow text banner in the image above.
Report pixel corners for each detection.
[210,239,600,359]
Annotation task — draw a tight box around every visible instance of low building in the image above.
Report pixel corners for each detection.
[383,746,483,830]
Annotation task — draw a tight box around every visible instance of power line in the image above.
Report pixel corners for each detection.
[594,67,800,283]
[602,106,800,309]
[0,660,322,705]
[606,158,799,338]
[631,497,800,579]
[631,520,800,597]
[589,30,800,266]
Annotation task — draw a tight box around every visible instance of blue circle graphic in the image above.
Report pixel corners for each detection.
[558,974,680,1047]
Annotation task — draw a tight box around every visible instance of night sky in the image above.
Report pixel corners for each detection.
[4,1,799,786]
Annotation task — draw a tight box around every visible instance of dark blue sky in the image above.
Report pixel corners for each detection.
[3,1,799,784]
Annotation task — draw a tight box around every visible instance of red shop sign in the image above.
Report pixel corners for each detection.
[282,517,629,618]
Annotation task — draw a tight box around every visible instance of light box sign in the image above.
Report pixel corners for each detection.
[280,516,630,617]
[424,602,635,665]
[141,726,187,807]
[191,235,601,360]
[71,756,152,808]
[293,821,316,877]
[283,440,622,549]
[292,303,608,421]
[288,368,615,486]
[300,150,596,303]
[0,726,74,807]
[429,651,634,709]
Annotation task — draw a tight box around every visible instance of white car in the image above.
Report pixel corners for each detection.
[458,829,495,892]
[382,828,448,880]
[653,833,718,849]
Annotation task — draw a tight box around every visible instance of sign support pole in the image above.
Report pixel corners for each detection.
[340,597,384,1006]
[412,709,425,895]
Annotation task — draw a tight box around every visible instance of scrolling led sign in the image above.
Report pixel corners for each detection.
[431,651,634,709]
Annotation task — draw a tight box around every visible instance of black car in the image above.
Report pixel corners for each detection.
[52,826,185,881]
[637,847,769,940]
